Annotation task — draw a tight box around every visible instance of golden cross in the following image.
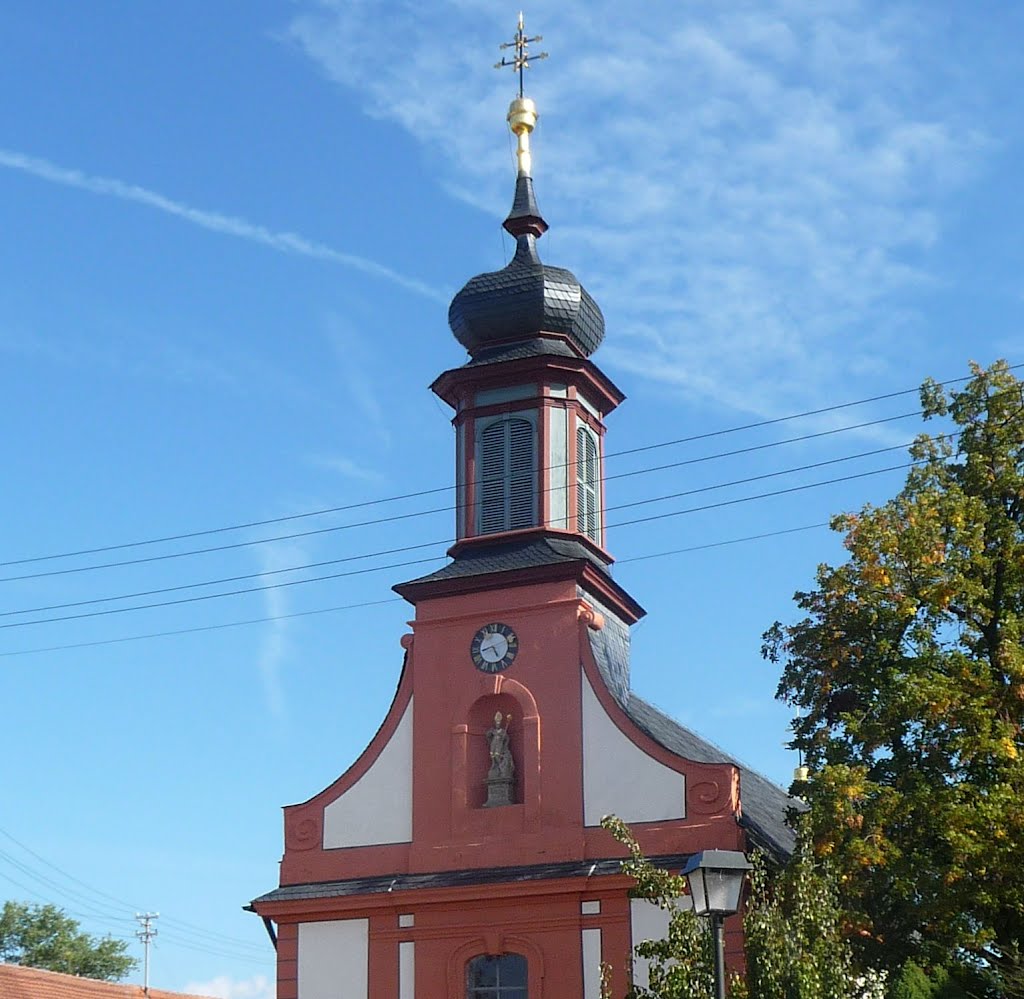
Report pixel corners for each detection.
[495,12,548,98]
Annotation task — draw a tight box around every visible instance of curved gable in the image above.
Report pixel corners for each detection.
[581,670,685,826]
[323,697,413,848]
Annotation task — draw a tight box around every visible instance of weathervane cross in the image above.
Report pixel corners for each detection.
[495,11,548,98]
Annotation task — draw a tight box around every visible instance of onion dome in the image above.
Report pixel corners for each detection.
[447,97,605,360]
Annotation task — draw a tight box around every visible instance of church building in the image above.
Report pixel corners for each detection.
[250,19,794,999]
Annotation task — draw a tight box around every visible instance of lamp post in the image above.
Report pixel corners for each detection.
[681,849,752,999]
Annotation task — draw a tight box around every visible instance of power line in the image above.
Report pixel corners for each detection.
[0,437,928,622]
[615,522,829,565]
[0,555,444,631]
[0,870,135,940]
[5,364,986,571]
[0,597,401,658]
[0,458,919,634]
[0,539,451,617]
[0,410,919,586]
[0,517,863,661]
[610,460,916,531]
[0,846,135,925]
[0,860,269,965]
[0,826,269,955]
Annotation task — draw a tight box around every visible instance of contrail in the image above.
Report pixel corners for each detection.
[0,148,447,304]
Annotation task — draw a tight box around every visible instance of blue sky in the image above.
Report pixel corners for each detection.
[1,2,1022,996]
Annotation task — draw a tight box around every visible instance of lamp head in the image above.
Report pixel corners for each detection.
[681,849,752,917]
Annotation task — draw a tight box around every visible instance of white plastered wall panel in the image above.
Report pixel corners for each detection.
[323,699,413,848]
[582,928,602,999]
[581,673,685,825]
[298,919,369,999]
[630,898,690,989]
[399,941,415,999]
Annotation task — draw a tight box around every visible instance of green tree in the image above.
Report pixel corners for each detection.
[600,816,869,999]
[601,815,716,999]
[763,361,1024,992]
[0,901,136,981]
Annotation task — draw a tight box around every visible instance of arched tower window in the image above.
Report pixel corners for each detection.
[466,954,528,999]
[576,424,600,542]
[478,416,536,535]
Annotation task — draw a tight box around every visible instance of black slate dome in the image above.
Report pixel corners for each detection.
[447,175,605,359]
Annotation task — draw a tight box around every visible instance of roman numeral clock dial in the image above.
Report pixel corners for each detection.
[470,622,519,673]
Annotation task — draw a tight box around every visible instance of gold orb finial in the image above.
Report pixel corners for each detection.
[495,13,548,177]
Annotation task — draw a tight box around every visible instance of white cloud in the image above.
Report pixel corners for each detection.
[0,148,446,304]
[253,540,310,721]
[284,0,990,418]
[308,454,386,484]
[182,974,273,999]
[324,314,393,448]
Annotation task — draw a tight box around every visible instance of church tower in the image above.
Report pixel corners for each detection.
[251,18,793,999]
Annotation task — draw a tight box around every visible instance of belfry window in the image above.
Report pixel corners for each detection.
[466,954,527,999]
[576,424,600,542]
[478,416,536,534]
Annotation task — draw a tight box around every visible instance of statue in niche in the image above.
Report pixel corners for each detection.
[484,711,515,807]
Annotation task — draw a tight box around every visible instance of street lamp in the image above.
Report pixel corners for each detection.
[681,849,752,999]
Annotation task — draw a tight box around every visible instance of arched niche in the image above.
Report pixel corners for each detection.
[468,692,523,808]
[450,677,541,830]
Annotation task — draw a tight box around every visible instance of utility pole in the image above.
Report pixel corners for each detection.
[135,912,159,995]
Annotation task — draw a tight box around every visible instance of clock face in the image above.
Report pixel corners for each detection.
[470,622,519,673]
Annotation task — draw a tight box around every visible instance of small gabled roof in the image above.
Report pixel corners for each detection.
[0,964,214,999]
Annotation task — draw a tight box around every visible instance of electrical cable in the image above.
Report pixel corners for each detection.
[0,870,135,940]
[0,597,403,658]
[615,522,828,565]
[0,410,920,585]
[0,457,921,633]
[0,826,271,954]
[0,517,859,659]
[4,362,993,571]
[0,555,444,631]
[0,436,936,621]
[0,847,138,925]
[609,460,917,531]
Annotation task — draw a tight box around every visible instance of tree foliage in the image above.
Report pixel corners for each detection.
[740,827,867,999]
[601,815,717,999]
[0,901,136,981]
[600,816,870,999]
[763,361,1024,992]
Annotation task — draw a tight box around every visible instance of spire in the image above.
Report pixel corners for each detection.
[447,15,604,359]
[495,14,549,238]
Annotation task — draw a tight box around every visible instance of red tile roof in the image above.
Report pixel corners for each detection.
[0,964,215,999]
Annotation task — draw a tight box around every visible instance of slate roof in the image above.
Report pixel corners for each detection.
[252,854,693,906]
[0,965,213,999]
[582,602,798,859]
[448,234,605,359]
[503,174,547,238]
[465,336,580,367]
[397,535,610,589]
[582,602,797,859]
[624,696,798,859]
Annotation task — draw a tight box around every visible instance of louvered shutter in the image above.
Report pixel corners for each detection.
[508,418,535,529]
[479,422,508,534]
[478,417,536,534]
[577,426,599,541]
